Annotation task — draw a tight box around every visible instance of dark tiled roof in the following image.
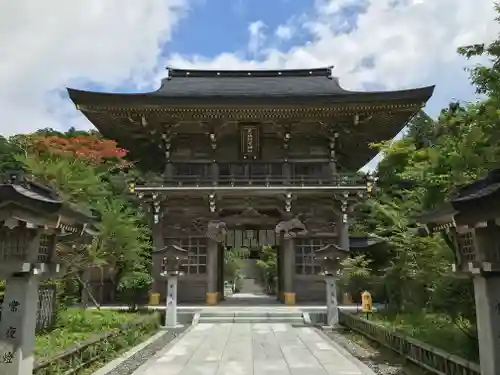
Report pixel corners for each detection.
[451,169,500,203]
[67,67,435,106]
[154,67,351,98]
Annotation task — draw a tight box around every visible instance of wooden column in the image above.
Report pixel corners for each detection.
[276,245,283,301]
[217,245,224,301]
[329,132,339,177]
[151,199,165,299]
[206,238,219,305]
[281,235,296,305]
[336,196,350,251]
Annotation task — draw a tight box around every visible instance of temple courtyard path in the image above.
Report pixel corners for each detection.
[132,323,374,375]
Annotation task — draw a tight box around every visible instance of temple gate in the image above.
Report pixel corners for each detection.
[68,67,434,305]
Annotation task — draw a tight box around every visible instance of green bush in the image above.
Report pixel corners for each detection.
[35,308,140,359]
[34,311,159,375]
[372,311,479,361]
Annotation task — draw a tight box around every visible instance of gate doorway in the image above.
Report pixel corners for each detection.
[220,245,280,306]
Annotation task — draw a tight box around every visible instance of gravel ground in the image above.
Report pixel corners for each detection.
[323,328,424,375]
[99,326,188,375]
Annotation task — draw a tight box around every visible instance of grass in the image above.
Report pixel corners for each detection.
[35,308,139,359]
[369,311,479,361]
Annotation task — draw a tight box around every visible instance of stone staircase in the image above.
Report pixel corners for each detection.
[197,309,305,324]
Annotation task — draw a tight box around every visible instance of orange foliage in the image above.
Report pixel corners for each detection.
[32,135,131,167]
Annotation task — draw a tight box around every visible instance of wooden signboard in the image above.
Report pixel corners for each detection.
[240,124,260,159]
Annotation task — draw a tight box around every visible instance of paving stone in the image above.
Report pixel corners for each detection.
[131,323,375,375]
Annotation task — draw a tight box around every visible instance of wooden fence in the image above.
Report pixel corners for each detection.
[33,313,160,375]
[339,311,480,375]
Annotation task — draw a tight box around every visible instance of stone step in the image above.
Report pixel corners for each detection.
[198,316,305,324]
[200,311,303,318]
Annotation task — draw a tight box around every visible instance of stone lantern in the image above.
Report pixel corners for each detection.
[156,244,188,328]
[0,172,96,375]
[314,243,349,327]
[416,169,500,375]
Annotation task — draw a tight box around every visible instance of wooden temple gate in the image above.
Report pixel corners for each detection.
[67,67,434,305]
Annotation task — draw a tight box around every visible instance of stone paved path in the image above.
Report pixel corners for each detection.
[133,323,374,375]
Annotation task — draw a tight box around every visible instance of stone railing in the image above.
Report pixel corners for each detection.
[339,311,480,375]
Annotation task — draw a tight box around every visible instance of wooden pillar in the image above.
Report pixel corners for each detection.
[337,215,349,250]
[151,202,165,299]
[282,236,296,305]
[206,238,219,305]
[276,245,282,301]
[217,245,224,301]
[329,132,338,177]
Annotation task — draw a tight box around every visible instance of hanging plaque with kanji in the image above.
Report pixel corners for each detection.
[240,124,260,159]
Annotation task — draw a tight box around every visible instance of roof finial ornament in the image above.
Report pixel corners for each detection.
[166,66,173,80]
[327,65,334,79]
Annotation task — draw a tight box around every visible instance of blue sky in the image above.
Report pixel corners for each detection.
[1,0,497,171]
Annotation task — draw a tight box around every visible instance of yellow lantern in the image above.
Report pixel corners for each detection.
[361,291,372,318]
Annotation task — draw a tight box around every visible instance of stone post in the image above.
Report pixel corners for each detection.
[324,275,339,327]
[472,276,500,375]
[0,274,40,375]
[206,238,219,305]
[165,275,180,328]
[282,236,295,305]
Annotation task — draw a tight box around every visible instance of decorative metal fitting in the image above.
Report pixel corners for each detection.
[285,193,292,212]
[209,193,216,213]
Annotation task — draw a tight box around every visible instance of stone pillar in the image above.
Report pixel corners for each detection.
[282,236,295,305]
[325,275,339,327]
[206,239,219,305]
[0,274,40,375]
[165,275,180,328]
[473,276,500,375]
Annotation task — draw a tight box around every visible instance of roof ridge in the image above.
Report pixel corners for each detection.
[166,67,334,78]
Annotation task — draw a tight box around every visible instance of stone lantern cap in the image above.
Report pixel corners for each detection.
[0,172,97,228]
[0,172,97,276]
[155,243,189,276]
[314,243,350,277]
[416,169,500,275]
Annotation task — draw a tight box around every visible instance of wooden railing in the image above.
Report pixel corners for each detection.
[338,311,480,375]
[161,162,366,187]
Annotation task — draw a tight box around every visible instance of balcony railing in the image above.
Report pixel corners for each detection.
[160,162,366,187]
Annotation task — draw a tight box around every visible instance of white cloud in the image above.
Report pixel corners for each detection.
[275,25,294,40]
[0,0,188,136]
[169,0,498,114]
[248,21,267,56]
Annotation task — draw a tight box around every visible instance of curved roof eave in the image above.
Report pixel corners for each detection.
[67,85,435,108]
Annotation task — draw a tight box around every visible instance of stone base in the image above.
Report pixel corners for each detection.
[206,292,219,305]
[283,292,296,305]
[160,324,184,330]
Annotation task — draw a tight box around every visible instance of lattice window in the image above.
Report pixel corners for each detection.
[295,238,324,275]
[0,228,31,261]
[36,285,57,332]
[456,231,476,262]
[38,234,53,263]
[179,238,207,274]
